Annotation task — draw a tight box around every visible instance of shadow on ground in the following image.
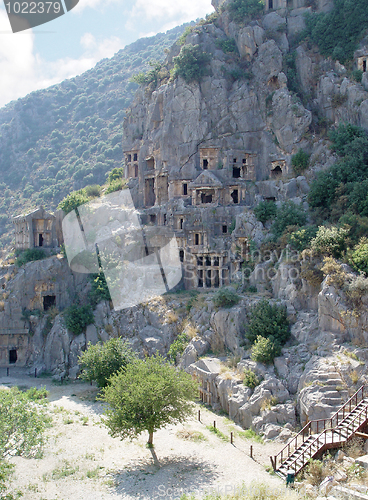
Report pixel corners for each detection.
[111,453,220,499]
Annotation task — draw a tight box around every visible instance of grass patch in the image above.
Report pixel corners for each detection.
[206,425,228,442]
[176,429,207,442]
[51,461,79,480]
[237,429,264,444]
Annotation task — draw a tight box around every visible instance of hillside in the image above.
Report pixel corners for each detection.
[0,23,188,252]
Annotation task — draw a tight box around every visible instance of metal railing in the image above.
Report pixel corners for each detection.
[270,385,366,472]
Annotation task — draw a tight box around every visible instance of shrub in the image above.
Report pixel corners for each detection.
[107,167,124,183]
[305,458,324,486]
[228,0,264,23]
[172,45,210,83]
[243,368,261,389]
[310,225,349,258]
[131,61,163,87]
[246,299,290,345]
[352,69,363,82]
[291,149,310,175]
[251,336,280,364]
[58,190,89,214]
[303,0,368,64]
[288,225,318,251]
[272,201,307,238]
[254,200,277,224]
[215,38,237,53]
[63,304,94,335]
[78,338,136,387]
[168,332,190,363]
[15,248,47,267]
[350,238,368,274]
[321,256,347,288]
[90,271,111,304]
[213,288,240,308]
[346,273,368,306]
[84,184,101,198]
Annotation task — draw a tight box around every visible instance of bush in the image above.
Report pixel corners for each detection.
[228,0,264,23]
[251,335,280,364]
[272,201,307,237]
[246,299,290,345]
[131,61,163,87]
[288,225,318,251]
[78,337,136,388]
[168,332,190,363]
[15,248,47,267]
[321,256,347,288]
[84,184,100,198]
[215,38,237,53]
[346,273,368,307]
[58,190,89,214]
[213,288,240,308]
[254,200,277,224]
[243,368,261,389]
[352,69,363,82]
[303,0,368,64]
[172,45,210,83]
[90,271,111,304]
[350,238,368,275]
[310,225,349,258]
[63,304,94,335]
[291,149,310,175]
[107,167,124,183]
[105,178,126,194]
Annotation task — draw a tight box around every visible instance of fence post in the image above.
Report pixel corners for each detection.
[231,432,233,445]
[250,445,253,459]
[198,409,201,422]
[214,421,216,430]
[6,367,9,377]
[35,368,37,378]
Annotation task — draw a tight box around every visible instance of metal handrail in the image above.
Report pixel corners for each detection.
[275,397,368,475]
[271,385,366,471]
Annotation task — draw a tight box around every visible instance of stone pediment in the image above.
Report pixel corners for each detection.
[189,171,223,188]
[13,206,55,223]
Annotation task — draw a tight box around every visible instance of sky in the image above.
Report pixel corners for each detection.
[0,0,214,108]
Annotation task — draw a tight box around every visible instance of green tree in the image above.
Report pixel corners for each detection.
[57,190,89,214]
[310,225,349,258]
[172,45,210,83]
[350,238,368,275]
[272,201,307,237]
[291,149,310,175]
[254,200,277,224]
[101,355,198,446]
[246,299,290,345]
[79,338,136,388]
[228,0,264,23]
[251,335,280,364]
[63,304,94,336]
[0,387,50,496]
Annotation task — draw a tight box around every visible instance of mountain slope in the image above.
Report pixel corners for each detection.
[0,23,188,251]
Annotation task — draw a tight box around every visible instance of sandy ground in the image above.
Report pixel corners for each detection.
[0,372,292,500]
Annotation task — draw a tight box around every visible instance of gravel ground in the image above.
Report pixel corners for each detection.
[0,373,291,500]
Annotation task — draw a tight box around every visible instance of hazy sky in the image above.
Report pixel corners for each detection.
[0,0,214,108]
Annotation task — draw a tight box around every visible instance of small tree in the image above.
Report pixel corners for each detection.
[212,288,240,308]
[251,335,280,364]
[78,337,136,388]
[254,200,277,224]
[64,304,94,336]
[0,387,50,495]
[101,355,198,447]
[291,149,310,175]
[246,299,290,345]
[172,45,210,83]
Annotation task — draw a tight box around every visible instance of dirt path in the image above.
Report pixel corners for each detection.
[1,373,290,499]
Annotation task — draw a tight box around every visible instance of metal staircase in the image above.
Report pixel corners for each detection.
[271,386,368,478]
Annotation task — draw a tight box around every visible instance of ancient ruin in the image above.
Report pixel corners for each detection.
[12,206,63,250]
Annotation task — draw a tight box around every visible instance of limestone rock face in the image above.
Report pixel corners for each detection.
[210,305,247,354]
[235,25,264,60]
[252,40,283,83]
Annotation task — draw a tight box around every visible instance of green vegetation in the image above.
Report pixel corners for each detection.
[272,201,307,238]
[101,354,198,446]
[15,248,47,267]
[350,237,368,274]
[57,190,89,214]
[303,0,368,64]
[78,337,136,388]
[254,201,277,224]
[131,61,164,87]
[251,335,280,364]
[243,368,261,389]
[172,45,210,83]
[0,387,50,495]
[206,425,228,441]
[310,225,349,258]
[90,271,111,304]
[288,225,318,252]
[291,149,310,175]
[227,0,264,24]
[246,299,290,363]
[168,332,190,363]
[215,38,238,54]
[0,24,188,250]
[213,288,240,308]
[63,304,94,335]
